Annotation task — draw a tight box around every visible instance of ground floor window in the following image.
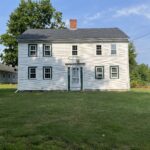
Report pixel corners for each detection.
[95,66,104,79]
[43,67,52,79]
[110,66,119,79]
[28,67,36,79]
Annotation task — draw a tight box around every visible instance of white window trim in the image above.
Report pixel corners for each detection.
[43,67,52,80]
[96,45,102,55]
[43,44,52,57]
[111,44,117,55]
[28,44,37,57]
[72,45,78,56]
[95,66,104,79]
[110,66,119,79]
[28,67,36,79]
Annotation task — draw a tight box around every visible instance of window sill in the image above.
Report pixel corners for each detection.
[43,56,52,57]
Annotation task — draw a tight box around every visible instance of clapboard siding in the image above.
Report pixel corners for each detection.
[18,42,130,91]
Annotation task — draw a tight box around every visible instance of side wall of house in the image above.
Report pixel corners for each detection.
[0,71,17,83]
[18,42,130,90]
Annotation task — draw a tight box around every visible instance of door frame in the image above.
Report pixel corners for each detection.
[68,66,83,91]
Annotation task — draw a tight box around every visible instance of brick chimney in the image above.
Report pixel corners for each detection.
[70,19,77,30]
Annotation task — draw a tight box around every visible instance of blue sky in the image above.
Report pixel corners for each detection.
[0,0,150,65]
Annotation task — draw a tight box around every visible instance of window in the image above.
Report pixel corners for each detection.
[28,44,37,57]
[110,66,119,79]
[72,45,78,55]
[95,66,104,79]
[3,74,5,78]
[43,67,52,79]
[28,67,36,79]
[13,75,15,79]
[8,74,11,78]
[96,45,102,55]
[43,44,52,56]
[111,44,117,55]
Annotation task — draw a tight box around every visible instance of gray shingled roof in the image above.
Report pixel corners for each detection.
[0,63,17,73]
[18,28,129,43]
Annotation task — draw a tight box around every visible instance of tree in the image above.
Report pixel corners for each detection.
[137,64,150,83]
[128,42,150,87]
[0,0,65,66]
[129,42,137,74]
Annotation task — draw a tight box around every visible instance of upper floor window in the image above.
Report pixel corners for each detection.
[28,44,37,57]
[28,67,36,79]
[72,45,78,55]
[111,44,117,55]
[96,45,102,55]
[43,44,52,57]
[43,67,52,79]
[95,66,104,79]
[110,66,119,79]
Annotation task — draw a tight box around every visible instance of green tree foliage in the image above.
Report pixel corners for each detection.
[129,42,150,87]
[0,0,65,66]
[129,42,137,73]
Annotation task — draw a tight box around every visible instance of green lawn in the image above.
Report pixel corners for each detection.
[0,88,150,149]
[0,84,17,89]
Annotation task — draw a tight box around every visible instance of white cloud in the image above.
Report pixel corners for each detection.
[82,4,150,25]
[114,4,150,19]
[83,9,113,24]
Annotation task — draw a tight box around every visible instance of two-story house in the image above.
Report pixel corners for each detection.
[18,19,130,91]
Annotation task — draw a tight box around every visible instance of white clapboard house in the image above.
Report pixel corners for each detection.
[18,19,130,91]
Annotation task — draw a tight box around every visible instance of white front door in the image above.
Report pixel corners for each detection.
[70,67,81,90]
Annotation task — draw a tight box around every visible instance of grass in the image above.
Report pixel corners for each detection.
[0,86,150,149]
[0,84,17,89]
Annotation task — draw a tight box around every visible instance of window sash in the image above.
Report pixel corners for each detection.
[72,50,77,55]
[110,66,119,79]
[95,66,104,79]
[28,67,36,79]
[111,44,117,55]
[43,67,52,79]
[29,44,37,56]
[96,45,102,55]
[72,45,77,50]
[43,44,52,56]
[96,50,102,55]
[72,45,78,55]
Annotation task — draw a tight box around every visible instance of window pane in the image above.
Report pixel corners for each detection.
[72,51,77,55]
[45,68,50,73]
[112,67,117,73]
[111,73,118,78]
[45,74,50,78]
[111,44,116,50]
[72,45,77,50]
[30,45,36,50]
[30,51,36,56]
[45,46,50,51]
[45,51,51,56]
[97,74,103,79]
[30,68,35,73]
[97,67,103,72]
[97,45,101,50]
[97,50,102,55]
[30,74,36,78]
[111,50,116,55]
